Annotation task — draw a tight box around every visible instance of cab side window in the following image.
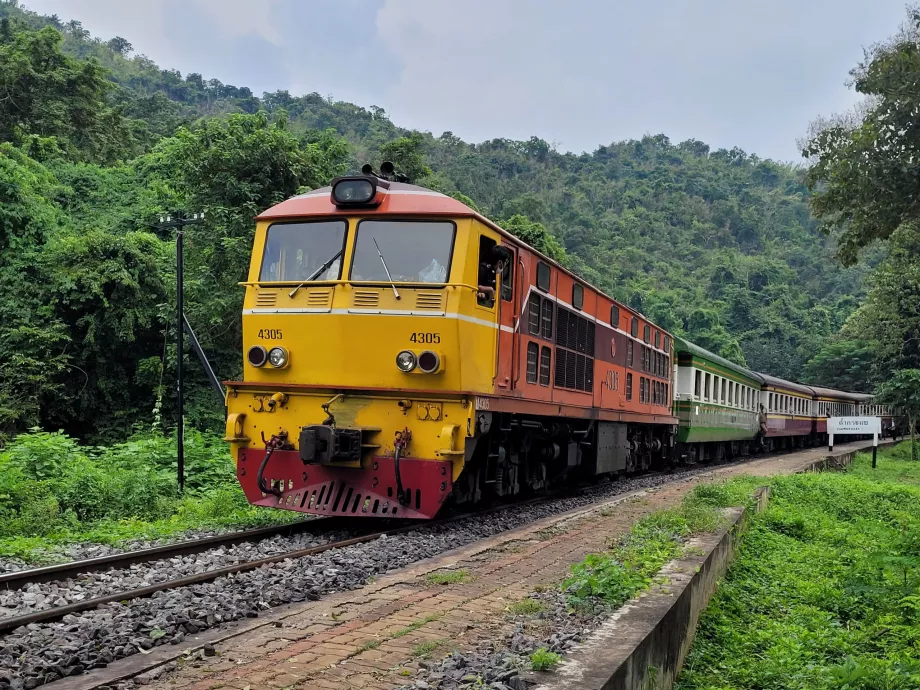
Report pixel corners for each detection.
[500,249,514,302]
[477,236,498,308]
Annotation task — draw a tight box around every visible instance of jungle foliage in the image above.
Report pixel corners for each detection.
[804,6,920,404]
[0,1,878,443]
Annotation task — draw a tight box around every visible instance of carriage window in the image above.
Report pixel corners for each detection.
[528,295,541,335]
[627,340,634,368]
[526,342,539,384]
[643,324,650,343]
[654,331,661,349]
[351,220,454,283]
[572,283,584,310]
[694,370,702,398]
[626,373,633,401]
[260,220,347,282]
[540,347,551,386]
[536,261,551,291]
[704,373,711,401]
[631,317,638,337]
[541,299,554,339]
[664,335,670,352]
[611,305,620,328]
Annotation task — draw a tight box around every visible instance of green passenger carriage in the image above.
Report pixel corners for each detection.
[672,338,764,460]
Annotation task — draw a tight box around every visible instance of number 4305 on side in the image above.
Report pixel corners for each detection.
[258,329,283,339]
[410,332,440,344]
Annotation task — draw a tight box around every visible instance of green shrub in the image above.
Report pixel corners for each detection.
[530,648,562,671]
[0,428,294,560]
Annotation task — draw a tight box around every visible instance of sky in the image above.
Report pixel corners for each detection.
[24,0,909,162]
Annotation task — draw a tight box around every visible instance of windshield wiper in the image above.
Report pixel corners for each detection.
[288,249,343,298]
[373,238,401,300]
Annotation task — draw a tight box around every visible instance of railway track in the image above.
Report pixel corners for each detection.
[0,457,761,636]
[0,444,822,636]
[0,486,585,634]
[0,441,881,690]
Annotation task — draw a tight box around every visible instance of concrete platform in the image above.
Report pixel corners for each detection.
[59,440,882,690]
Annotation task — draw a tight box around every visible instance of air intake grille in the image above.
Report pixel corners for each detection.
[414,292,444,310]
[255,292,277,307]
[306,289,332,308]
[554,307,595,392]
[352,290,380,308]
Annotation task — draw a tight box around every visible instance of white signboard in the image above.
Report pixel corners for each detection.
[828,417,881,435]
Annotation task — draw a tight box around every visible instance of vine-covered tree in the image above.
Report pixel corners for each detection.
[803,7,920,266]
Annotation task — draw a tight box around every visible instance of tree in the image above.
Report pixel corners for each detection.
[0,21,132,162]
[106,36,132,56]
[844,224,920,376]
[499,214,566,261]
[803,7,920,265]
[803,339,877,392]
[876,369,920,461]
[378,132,431,182]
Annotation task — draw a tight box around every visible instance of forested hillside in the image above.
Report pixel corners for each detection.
[0,0,871,442]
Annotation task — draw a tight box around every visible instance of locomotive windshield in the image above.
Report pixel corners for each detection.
[259,220,347,282]
[350,220,455,283]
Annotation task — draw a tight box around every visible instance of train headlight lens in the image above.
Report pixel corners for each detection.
[268,347,289,368]
[396,350,417,372]
[418,350,441,374]
[332,178,375,205]
[248,345,268,367]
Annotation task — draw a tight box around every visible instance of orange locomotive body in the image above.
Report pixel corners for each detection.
[226,173,678,518]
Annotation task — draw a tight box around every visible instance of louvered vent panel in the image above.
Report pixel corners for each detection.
[352,290,380,308]
[414,292,444,310]
[306,289,332,308]
[255,292,277,307]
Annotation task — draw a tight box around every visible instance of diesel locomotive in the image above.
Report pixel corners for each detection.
[223,169,892,519]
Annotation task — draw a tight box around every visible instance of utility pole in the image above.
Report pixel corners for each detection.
[155,211,205,492]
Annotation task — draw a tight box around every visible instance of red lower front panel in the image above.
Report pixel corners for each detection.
[237,448,453,519]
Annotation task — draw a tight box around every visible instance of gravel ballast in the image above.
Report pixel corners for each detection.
[0,466,726,689]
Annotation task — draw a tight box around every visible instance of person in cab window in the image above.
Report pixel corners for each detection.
[477,259,497,306]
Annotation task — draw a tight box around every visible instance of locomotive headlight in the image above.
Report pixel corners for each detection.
[418,350,441,374]
[332,178,375,205]
[268,346,289,368]
[247,345,268,367]
[396,350,417,372]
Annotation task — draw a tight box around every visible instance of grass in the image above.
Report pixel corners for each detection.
[354,640,380,653]
[563,481,750,610]
[411,640,444,658]
[530,648,563,671]
[507,598,545,616]
[426,569,470,585]
[676,445,920,689]
[392,613,442,638]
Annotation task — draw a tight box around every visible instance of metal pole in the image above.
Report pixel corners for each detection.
[154,211,203,494]
[183,313,224,404]
[177,223,185,493]
[872,432,878,469]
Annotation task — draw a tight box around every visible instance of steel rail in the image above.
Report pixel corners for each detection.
[0,441,871,635]
[0,516,368,589]
[0,489,571,634]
